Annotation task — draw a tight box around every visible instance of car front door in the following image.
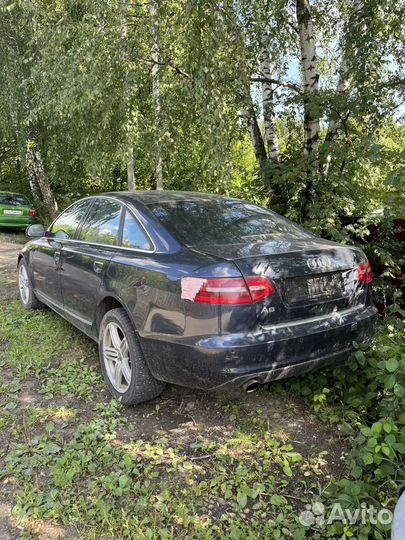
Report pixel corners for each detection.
[31,199,92,311]
[59,197,123,334]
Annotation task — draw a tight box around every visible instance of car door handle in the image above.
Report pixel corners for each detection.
[93,260,104,274]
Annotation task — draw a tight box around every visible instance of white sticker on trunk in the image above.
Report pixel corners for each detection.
[181,277,205,301]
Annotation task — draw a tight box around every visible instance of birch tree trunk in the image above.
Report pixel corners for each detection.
[120,0,136,190]
[27,168,42,209]
[259,31,280,163]
[296,0,320,219]
[296,0,320,158]
[26,140,58,220]
[150,0,163,190]
[127,145,135,190]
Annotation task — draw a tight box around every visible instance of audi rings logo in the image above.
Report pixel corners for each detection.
[307,256,333,270]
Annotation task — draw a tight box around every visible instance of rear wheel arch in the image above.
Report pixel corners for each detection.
[96,296,124,333]
[95,295,140,337]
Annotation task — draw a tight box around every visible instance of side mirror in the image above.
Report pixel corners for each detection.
[26,223,46,238]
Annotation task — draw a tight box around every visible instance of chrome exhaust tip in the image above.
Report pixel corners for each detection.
[242,379,261,393]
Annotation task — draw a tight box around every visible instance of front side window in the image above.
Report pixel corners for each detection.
[50,200,91,239]
[78,199,122,246]
[121,211,152,250]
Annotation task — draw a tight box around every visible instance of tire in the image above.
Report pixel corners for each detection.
[18,259,44,310]
[98,308,165,405]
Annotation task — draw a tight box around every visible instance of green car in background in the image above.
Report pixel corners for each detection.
[0,191,38,230]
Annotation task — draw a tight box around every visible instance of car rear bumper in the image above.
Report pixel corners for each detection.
[0,217,36,229]
[140,304,378,390]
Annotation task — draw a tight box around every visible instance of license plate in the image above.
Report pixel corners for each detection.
[285,273,344,303]
[307,275,341,297]
[3,209,22,215]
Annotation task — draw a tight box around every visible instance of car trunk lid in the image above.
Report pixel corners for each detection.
[190,236,368,325]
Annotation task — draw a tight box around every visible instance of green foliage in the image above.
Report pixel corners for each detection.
[37,359,103,400]
[277,315,405,539]
[0,298,94,376]
[1,0,403,225]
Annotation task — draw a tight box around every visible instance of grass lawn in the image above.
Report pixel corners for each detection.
[0,232,402,540]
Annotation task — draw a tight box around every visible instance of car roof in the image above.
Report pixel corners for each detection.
[100,190,242,206]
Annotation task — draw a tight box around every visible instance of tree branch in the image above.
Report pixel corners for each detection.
[251,76,301,93]
[134,56,190,78]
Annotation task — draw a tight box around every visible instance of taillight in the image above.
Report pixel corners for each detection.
[357,261,372,283]
[181,276,274,304]
[244,276,275,302]
[28,208,37,217]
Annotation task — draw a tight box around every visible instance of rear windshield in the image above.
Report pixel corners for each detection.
[0,194,29,206]
[148,199,313,246]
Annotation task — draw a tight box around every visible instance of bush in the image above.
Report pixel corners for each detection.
[277,306,405,539]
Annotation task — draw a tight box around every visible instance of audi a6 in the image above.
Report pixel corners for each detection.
[18,191,377,404]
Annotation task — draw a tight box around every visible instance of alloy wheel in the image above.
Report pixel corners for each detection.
[18,264,30,305]
[102,322,132,392]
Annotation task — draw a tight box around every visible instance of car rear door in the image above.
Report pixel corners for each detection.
[59,198,123,334]
[31,199,92,309]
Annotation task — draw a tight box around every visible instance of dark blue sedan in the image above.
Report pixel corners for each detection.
[18,191,377,404]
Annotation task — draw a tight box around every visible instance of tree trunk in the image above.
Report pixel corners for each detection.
[150,0,163,190]
[259,31,280,163]
[120,0,136,191]
[296,0,320,158]
[127,145,135,190]
[26,140,58,220]
[247,105,268,172]
[296,0,320,220]
[247,104,286,207]
[27,168,42,209]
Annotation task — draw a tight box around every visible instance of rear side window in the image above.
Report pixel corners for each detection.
[51,200,91,239]
[121,211,152,250]
[0,194,29,206]
[148,200,313,246]
[78,199,122,245]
